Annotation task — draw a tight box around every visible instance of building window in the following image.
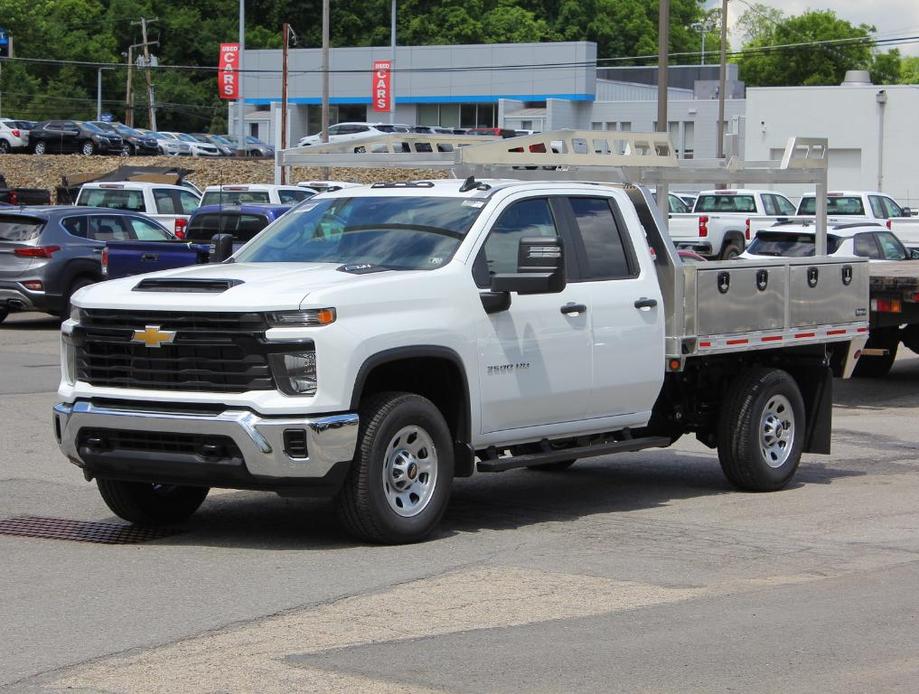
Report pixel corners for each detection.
[683,121,695,160]
[418,103,438,125]
[591,122,602,130]
[619,122,631,132]
[254,104,270,112]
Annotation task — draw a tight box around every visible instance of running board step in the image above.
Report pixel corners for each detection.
[476,436,672,473]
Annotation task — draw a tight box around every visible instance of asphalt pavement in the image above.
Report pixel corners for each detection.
[2,311,919,693]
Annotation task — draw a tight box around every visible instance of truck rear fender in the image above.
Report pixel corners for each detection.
[350,346,474,477]
[721,230,746,254]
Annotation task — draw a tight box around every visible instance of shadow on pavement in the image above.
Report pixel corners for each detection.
[0,313,59,331]
[834,353,919,409]
[141,450,864,549]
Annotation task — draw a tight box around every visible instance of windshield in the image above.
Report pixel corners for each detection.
[83,122,105,133]
[202,190,271,205]
[177,134,197,143]
[694,194,757,213]
[116,125,142,136]
[234,196,484,270]
[747,232,842,257]
[798,196,865,215]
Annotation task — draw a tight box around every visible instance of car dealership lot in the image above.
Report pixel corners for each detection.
[2,311,919,692]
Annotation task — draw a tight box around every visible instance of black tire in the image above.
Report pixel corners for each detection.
[0,139,10,154]
[0,308,8,324]
[80,140,95,156]
[852,331,898,378]
[97,479,209,525]
[721,242,743,260]
[64,277,96,320]
[717,367,805,492]
[32,141,47,155]
[336,392,454,544]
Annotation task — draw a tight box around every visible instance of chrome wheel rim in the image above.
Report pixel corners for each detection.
[382,425,438,518]
[760,394,795,468]
[82,143,93,156]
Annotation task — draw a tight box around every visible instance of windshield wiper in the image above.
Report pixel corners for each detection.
[344,223,465,240]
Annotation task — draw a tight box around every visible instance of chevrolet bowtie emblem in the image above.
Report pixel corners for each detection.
[132,325,177,348]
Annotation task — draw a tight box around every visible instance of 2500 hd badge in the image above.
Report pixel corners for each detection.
[487,362,531,375]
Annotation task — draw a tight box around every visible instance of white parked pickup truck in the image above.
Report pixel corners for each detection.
[75,182,202,238]
[795,191,919,247]
[668,189,797,259]
[54,176,869,544]
[200,184,316,207]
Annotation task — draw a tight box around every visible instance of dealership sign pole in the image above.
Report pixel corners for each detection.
[372,60,392,114]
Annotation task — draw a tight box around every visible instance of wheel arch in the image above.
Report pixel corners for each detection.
[351,346,474,477]
[721,230,746,255]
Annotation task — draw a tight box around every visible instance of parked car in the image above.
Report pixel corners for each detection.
[795,191,919,247]
[139,130,192,156]
[0,206,172,322]
[200,184,314,206]
[0,119,31,153]
[191,133,234,156]
[741,222,915,262]
[667,188,797,259]
[30,121,126,156]
[297,180,361,193]
[411,125,455,135]
[465,127,517,138]
[89,122,159,156]
[75,182,201,237]
[159,132,221,157]
[102,203,292,280]
[296,122,410,148]
[224,135,276,157]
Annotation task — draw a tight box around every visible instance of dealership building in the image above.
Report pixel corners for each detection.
[230,41,745,160]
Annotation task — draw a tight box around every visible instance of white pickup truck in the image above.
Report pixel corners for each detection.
[76,182,202,238]
[200,184,316,207]
[54,171,869,544]
[667,189,797,259]
[795,191,919,247]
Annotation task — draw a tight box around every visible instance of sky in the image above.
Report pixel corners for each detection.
[715,0,919,57]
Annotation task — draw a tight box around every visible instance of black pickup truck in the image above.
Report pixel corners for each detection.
[0,174,52,206]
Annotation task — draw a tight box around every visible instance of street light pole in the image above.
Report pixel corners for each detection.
[390,0,396,124]
[238,0,246,154]
[281,22,289,183]
[320,0,330,177]
[717,0,728,159]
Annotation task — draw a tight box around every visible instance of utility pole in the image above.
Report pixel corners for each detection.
[717,0,728,158]
[125,45,135,126]
[390,0,396,124]
[321,0,330,177]
[656,0,669,135]
[238,0,246,155]
[131,18,159,130]
[281,23,290,183]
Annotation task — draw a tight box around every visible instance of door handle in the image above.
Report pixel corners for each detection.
[634,297,658,309]
[141,253,159,262]
[560,302,587,315]
[90,248,102,254]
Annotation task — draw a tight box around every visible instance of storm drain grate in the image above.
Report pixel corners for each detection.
[0,516,183,544]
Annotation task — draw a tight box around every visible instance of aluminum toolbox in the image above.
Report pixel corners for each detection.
[680,257,869,339]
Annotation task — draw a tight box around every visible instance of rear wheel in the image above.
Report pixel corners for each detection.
[0,139,10,154]
[721,242,743,260]
[64,277,96,320]
[97,479,209,525]
[852,330,898,378]
[336,392,454,544]
[717,368,805,492]
[0,308,8,324]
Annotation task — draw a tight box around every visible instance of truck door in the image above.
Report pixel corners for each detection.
[473,196,593,433]
[559,196,664,421]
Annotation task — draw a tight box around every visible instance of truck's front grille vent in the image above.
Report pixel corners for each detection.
[78,428,242,461]
[76,310,275,392]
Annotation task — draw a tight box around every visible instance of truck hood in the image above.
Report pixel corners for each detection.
[75,262,405,312]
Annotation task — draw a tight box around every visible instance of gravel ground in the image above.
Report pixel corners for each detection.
[0,153,449,200]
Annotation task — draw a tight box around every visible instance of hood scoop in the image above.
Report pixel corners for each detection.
[132,278,244,293]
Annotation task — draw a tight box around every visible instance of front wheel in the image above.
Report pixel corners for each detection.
[0,140,10,154]
[717,368,805,492]
[97,479,209,525]
[336,392,454,544]
[81,140,95,156]
[32,141,47,155]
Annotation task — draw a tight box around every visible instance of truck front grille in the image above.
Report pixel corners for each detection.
[75,310,276,393]
[78,428,243,462]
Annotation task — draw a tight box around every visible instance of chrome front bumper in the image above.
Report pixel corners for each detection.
[53,400,359,481]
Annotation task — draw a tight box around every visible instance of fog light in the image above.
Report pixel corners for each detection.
[22,280,44,291]
[271,351,317,395]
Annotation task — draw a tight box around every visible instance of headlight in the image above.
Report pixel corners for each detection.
[270,351,317,395]
[267,308,336,327]
[70,306,82,323]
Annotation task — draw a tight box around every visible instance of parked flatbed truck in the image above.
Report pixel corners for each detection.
[53,131,868,543]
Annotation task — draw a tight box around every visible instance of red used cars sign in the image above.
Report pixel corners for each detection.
[372,60,391,113]
[219,43,240,100]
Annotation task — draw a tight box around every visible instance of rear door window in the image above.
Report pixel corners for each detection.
[567,197,635,280]
[694,194,757,213]
[153,189,178,214]
[0,216,44,241]
[854,233,881,259]
[79,188,145,211]
[762,195,778,216]
[86,216,131,241]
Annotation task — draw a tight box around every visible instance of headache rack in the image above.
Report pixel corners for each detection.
[279,130,867,363]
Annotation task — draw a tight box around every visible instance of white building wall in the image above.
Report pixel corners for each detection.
[745,85,919,207]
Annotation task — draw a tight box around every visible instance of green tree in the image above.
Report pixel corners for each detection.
[899,56,919,84]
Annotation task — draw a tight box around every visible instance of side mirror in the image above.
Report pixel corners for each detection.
[490,236,566,295]
[909,248,919,260]
[902,208,912,217]
[209,233,234,263]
